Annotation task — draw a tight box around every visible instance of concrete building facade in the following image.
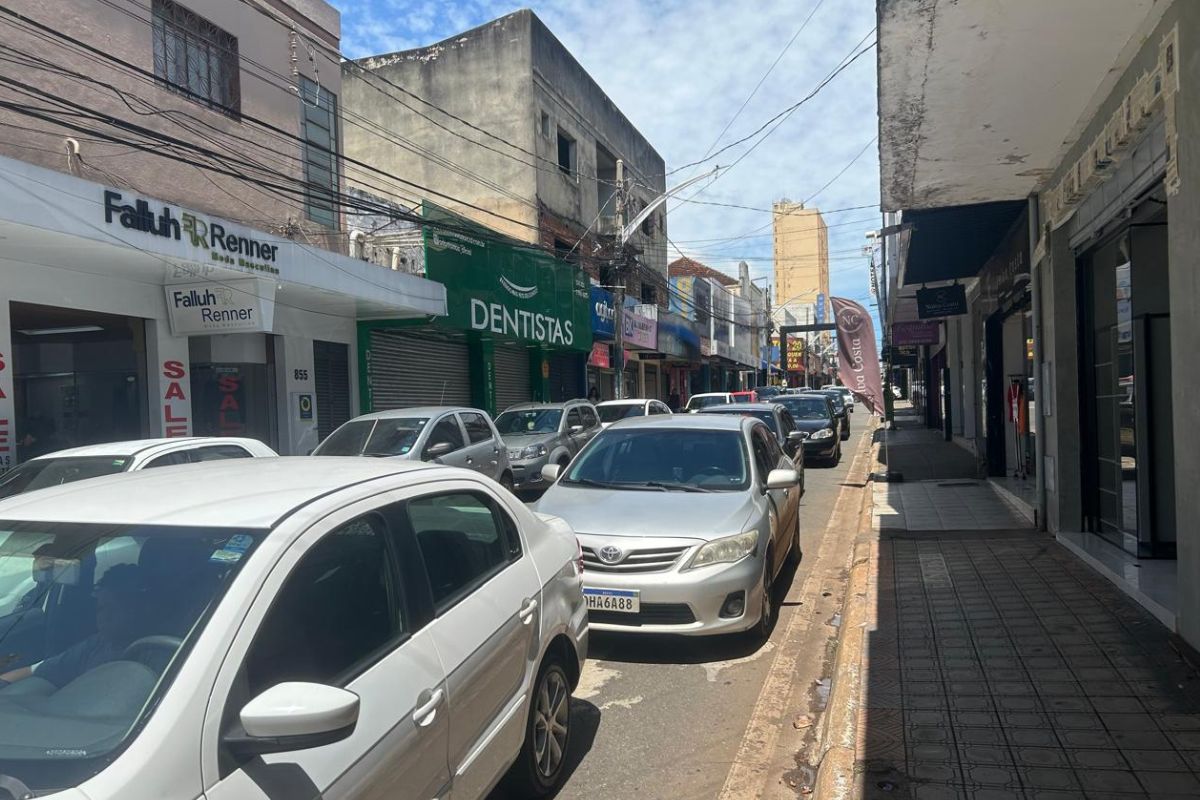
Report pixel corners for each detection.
[772,202,829,320]
[0,0,446,462]
[878,0,1197,647]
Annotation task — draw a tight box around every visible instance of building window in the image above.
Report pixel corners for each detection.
[152,0,240,115]
[554,237,577,263]
[539,110,551,138]
[641,283,657,305]
[301,76,339,229]
[557,128,576,175]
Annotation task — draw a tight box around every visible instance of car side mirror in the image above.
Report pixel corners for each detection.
[569,424,584,434]
[541,463,562,482]
[224,682,359,758]
[424,441,453,460]
[765,468,800,490]
[787,430,807,442]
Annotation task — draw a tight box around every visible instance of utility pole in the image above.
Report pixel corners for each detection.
[613,158,626,400]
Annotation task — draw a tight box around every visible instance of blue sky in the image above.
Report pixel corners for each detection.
[331,0,882,320]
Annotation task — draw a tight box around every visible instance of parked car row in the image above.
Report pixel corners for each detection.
[0,385,855,799]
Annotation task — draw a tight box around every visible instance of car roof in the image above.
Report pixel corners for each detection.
[502,400,589,411]
[30,437,265,460]
[347,406,483,422]
[698,403,779,413]
[0,457,445,527]
[596,399,650,406]
[689,392,730,398]
[610,414,751,432]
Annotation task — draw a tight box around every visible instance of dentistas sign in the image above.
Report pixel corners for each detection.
[422,203,591,350]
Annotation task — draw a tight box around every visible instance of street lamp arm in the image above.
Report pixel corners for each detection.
[620,166,720,246]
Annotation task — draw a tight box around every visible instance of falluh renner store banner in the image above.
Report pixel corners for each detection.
[422,202,591,351]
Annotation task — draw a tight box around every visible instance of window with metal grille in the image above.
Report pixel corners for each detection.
[300,76,340,229]
[152,0,240,115]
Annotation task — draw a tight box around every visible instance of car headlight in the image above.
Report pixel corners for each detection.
[687,530,759,569]
[809,428,835,440]
[517,444,548,460]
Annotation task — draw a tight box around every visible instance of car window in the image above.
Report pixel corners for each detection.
[143,451,191,469]
[764,424,786,464]
[424,416,465,456]
[751,427,776,478]
[778,409,797,437]
[567,408,583,430]
[190,445,253,461]
[0,521,263,790]
[494,408,562,434]
[0,457,133,499]
[406,492,513,612]
[580,406,599,429]
[243,514,402,697]
[597,404,643,423]
[562,428,750,491]
[460,412,494,444]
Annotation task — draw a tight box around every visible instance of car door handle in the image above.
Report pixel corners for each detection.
[466,457,473,464]
[519,597,539,623]
[413,688,444,727]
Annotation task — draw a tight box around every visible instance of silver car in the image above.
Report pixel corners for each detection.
[495,400,601,493]
[312,407,514,490]
[535,415,802,639]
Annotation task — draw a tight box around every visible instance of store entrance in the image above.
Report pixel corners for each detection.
[10,302,147,461]
[1079,205,1174,556]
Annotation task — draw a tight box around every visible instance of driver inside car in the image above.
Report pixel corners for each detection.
[0,564,144,689]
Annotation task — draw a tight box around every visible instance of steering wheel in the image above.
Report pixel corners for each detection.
[122,635,183,667]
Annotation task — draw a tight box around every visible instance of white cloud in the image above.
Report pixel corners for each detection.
[332,0,881,312]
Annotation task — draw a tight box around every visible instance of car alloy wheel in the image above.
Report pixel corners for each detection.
[755,548,775,640]
[533,666,570,779]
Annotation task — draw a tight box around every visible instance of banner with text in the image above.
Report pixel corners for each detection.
[833,296,883,415]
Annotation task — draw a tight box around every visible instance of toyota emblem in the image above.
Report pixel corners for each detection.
[597,545,625,564]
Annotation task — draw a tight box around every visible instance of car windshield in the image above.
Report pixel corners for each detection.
[597,404,644,423]
[776,397,832,420]
[756,386,782,399]
[684,395,728,411]
[701,408,779,435]
[816,392,845,411]
[732,394,753,403]
[0,521,263,791]
[562,429,749,491]
[0,457,131,500]
[495,409,562,434]
[313,418,429,457]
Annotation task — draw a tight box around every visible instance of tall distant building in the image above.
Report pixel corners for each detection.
[773,202,829,320]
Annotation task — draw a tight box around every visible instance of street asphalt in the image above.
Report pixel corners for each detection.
[492,419,874,800]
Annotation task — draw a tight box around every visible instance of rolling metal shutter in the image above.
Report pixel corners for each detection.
[370,330,470,410]
[494,343,532,413]
[313,340,351,442]
[548,352,584,401]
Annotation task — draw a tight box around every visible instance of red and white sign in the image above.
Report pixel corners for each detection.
[162,360,191,437]
[588,342,611,368]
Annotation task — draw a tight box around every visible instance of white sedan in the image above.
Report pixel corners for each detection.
[595,398,673,428]
[0,437,276,499]
[0,458,587,799]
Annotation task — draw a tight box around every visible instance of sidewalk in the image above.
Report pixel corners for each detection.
[817,414,1200,800]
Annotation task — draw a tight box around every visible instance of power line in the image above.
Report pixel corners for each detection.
[803,135,877,206]
[694,0,827,163]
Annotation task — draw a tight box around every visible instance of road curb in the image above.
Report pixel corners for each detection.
[811,436,880,800]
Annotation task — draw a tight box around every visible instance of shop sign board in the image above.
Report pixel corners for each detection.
[916,284,968,318]
[163,278,275,336]
[622,306,658,350]
[423,203,591,351]
[590,286,616,339]
[103,190,281,276]
[588,342,611,368]
[657,313,701,360]
[891,321,941,346]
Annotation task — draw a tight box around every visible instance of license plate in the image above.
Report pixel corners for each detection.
[583,587,640,614]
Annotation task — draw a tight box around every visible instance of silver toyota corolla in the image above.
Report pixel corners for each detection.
[534,415,803,638]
